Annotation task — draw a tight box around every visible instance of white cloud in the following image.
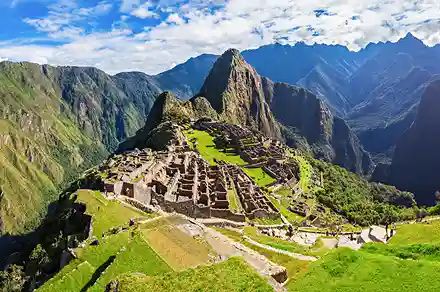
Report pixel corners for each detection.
[165,13,184,24]
[129,1,159,19]
[3,0,440,75]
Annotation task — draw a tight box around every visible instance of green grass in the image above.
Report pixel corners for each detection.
[250,217,284,225]
[243,168,276,187]
[267,195,304,224]
[361,242,440,262]
[38,261,95,292]
[292,156,313,192]
[142,224,213,271]
[276,187,293,197]
[389,220,440,245]
[75,190,155,237]
[186,130,275,186]
[89,234,171,291]
[39,231,171,292]
[287,248,440,292]
[245,227,327,256]
[228,186,242,213]
[117,257,274,292]
[186,130,247,166]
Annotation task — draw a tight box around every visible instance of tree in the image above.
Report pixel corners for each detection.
[416,208,428,220]
[27,244,50,278]
[213,134,230,151]
[0,265,26,292]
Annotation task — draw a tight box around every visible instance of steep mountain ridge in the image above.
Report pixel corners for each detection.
[0,62,161,234]
[202,50,373,174]
[378,79,440,205]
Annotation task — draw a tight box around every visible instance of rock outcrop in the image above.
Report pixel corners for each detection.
[198,49,281,139]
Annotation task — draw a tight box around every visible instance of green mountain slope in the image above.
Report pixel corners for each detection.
[0,62,160,234]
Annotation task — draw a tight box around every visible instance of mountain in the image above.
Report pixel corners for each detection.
[198,49,281,138]
[202,49,373,174]
[126,49,373,174]
[377,79,440,205]
[0,62,160,234]
[152,54,218,99]
[263,81,372,174]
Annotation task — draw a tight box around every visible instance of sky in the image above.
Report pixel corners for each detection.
[1,0,440,75]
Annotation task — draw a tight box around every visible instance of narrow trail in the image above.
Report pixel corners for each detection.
[243,236,317,261]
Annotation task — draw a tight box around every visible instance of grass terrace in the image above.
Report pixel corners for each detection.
[117,257,274,292]
[213,227,312,282]
[75,190,155,237]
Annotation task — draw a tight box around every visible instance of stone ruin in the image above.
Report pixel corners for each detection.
[99,148,280,223]
[193,121,299,186]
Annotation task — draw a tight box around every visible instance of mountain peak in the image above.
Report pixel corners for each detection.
[223,48,241,57]
[397,32,425,48]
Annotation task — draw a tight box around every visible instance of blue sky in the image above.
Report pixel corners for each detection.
[0,0,439,74]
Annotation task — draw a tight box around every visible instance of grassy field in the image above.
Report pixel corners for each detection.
[142,224,213,271]
[186,130,275,186]
[389,220,440,245]
[117,257,274,292]
[287,248,440,292]
[217,226,327,257]
[292,156,313,192]
[75,189,155,237]
[244,167,276,187]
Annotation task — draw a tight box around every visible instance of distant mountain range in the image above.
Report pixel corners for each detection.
[154,33,440,162]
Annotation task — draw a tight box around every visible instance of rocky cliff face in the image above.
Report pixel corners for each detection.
[385,79,440,205]
[0,62,160,233]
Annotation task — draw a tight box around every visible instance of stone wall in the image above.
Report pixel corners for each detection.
[211,209,246,222]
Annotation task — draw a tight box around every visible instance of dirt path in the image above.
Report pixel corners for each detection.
[201,226,287,291]
[243,236,317,261]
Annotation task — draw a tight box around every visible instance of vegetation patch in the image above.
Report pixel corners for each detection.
[287,248,440,292]
[388,219,440,245]
[213,227,311,281]
[142,225,213,271]
[38,261,95,292]
[89,234,171,291]
[117,257,274,292]
[75,190,155,237]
